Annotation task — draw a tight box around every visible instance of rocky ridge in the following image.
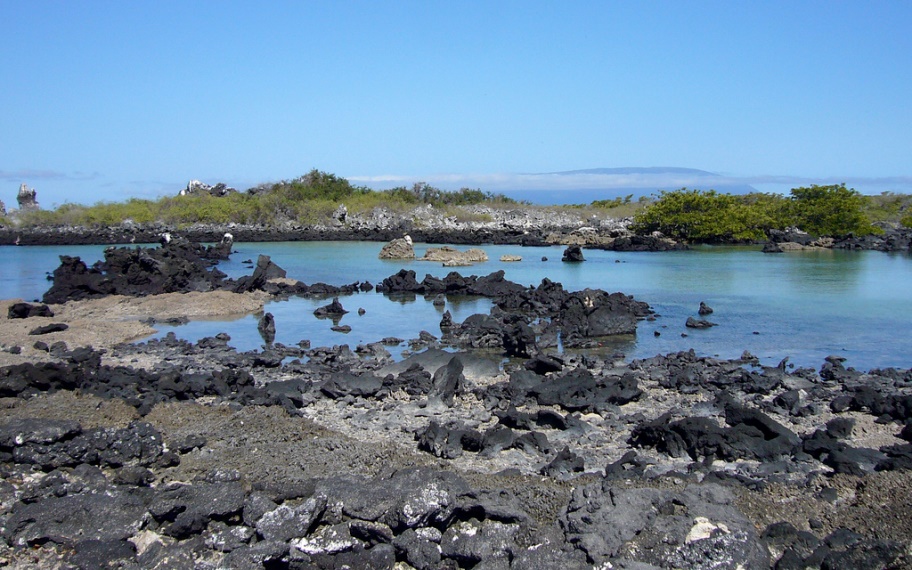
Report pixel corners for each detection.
[0,205,687,252]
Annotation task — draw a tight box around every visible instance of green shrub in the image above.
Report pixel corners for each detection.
[293,199,337,225]
[380,182,518,207]
[270,169,372,203]
[158,193,258,225]
[591,194,634,209]
[631,185,881,241]
[631,189,776,242]
[346,191,418,215]
[438,187,517,206]
[863,192,912,224]
[440,205,493,223]
[901,213,912,229]
[379,186,422,205]
[66,198,158,226]
[788,184,878,237]
[15,208,67,227]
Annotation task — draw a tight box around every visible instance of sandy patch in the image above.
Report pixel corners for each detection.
[0,391,140,430]
[0,291,268,367]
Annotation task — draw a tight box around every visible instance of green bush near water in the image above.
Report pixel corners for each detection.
[630,189,788,242]
[788,184,878,238]
[631,184,881,242]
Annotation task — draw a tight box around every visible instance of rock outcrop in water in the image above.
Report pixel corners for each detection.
[377,268,651,351]
[419,245,488,265]
[40,238,372,305]
[595,233,689,252]
[765,226,912,253]
[685,316,717,329]
[378,235,416,259]
[561,245,585,262]
[258,312,276,344]
[42,237,234,303]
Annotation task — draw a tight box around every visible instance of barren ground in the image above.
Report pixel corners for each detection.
[0,291,267,367]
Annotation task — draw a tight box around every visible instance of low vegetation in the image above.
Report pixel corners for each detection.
[864,191,912,226]
[631,184,886,242]
[8,170,520,229]
[559,194,649,220]
[4,171,910,241]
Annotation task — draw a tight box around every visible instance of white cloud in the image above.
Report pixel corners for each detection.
[0,169,100,181]
[349,172,912,194]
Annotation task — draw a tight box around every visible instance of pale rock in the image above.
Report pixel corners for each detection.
[181,180,212,196]
[685,516,730,544]
[17,183,39,210]
[130,530,166,556]
[180,180,235,197]
[420,246,488,264]
[379,235,416,260]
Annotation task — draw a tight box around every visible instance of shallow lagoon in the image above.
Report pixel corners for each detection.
[2,241,911,370]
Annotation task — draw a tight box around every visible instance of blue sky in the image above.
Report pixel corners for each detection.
[2,1,911,208]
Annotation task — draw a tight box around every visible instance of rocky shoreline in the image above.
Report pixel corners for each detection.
[0,205,615,247]
[1,239,911,568]
[0,223,684,254]
[763,227,912,254]
[3,203,911,253]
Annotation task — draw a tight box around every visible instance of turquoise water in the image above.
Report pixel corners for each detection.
[2,242,911,370]
[1,244,128,302]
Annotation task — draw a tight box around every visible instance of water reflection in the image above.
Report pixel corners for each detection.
[150,289,494,357]
[775,249,864,297]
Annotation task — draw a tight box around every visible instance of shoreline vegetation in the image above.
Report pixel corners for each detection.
[1,169,911,247]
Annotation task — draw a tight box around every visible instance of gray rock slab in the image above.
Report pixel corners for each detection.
[0,418,81,447]
[377,348,500,382]
[4,490,148,547]
[561,482,768,568]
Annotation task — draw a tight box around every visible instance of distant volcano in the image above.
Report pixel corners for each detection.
[500,167,758,205]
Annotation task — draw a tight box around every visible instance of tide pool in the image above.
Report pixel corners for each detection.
[2,241,911,370]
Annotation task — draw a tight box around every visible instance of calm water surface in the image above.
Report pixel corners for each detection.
[2,242,911,370]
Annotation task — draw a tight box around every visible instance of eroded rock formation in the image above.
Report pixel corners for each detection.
[17,183,39,210]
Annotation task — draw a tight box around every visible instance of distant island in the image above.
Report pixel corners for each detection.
[500,167,759,205]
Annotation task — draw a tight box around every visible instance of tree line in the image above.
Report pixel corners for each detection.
[630,184,911,242]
